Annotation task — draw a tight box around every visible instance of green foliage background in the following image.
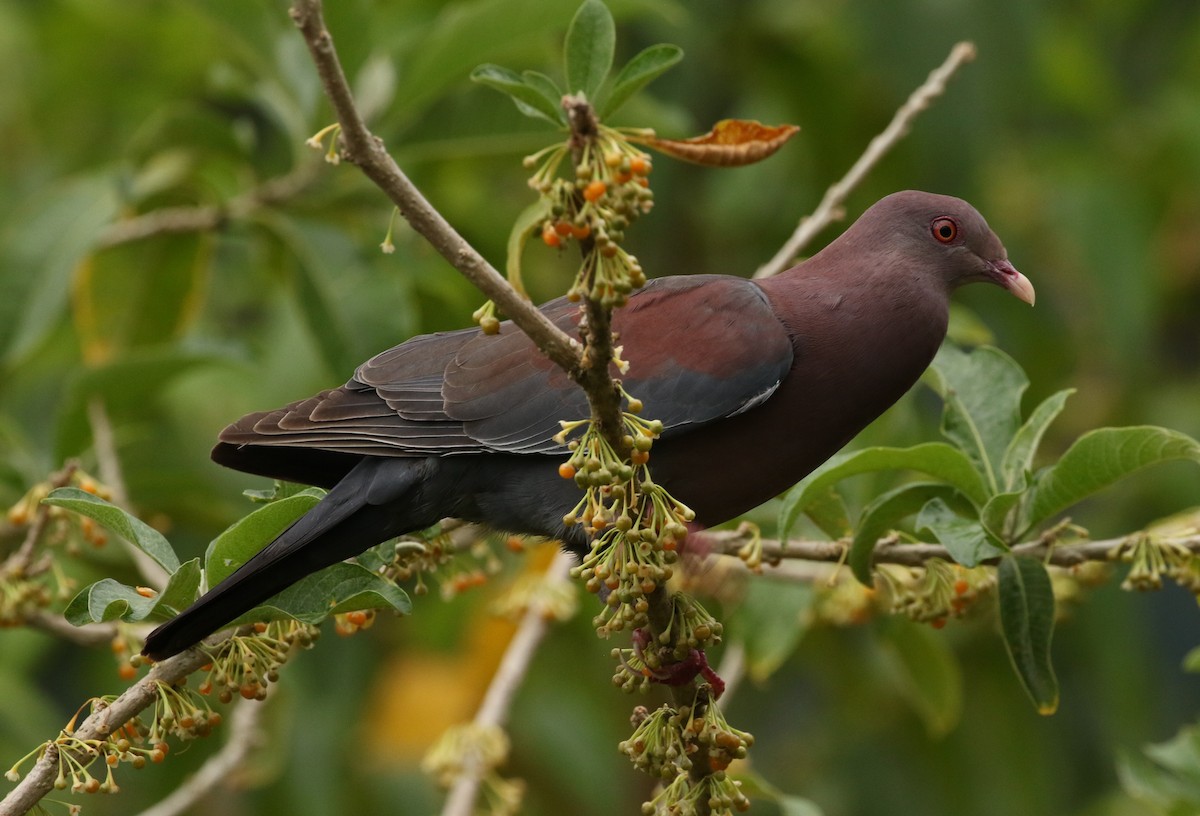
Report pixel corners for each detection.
[1,1,1199,814]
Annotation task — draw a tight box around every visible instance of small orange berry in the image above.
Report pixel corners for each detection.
[135,586,156,599]
[554,220,572,236]
[505,536,525,553]
[629,156,649,175]
[571,222,592,240]
[542,223,562,248]
[583,180,607,202]
[631,449,650,466]
[558,463,576,479]
[931,617,947,630]
[118,664,137,681]
[953,579,970,596]
[614,171,633,185]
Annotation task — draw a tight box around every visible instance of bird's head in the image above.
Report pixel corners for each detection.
[862,190,1035,306]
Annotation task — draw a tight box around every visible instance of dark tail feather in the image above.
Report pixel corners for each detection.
[142,459,421,660]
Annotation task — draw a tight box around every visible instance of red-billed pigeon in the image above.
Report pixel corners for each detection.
[142,191,1034,659]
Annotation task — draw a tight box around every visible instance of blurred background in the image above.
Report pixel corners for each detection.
[1,0,1199,814]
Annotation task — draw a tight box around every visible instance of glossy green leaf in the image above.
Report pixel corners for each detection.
[225,562,411,627]
[997,555,1058,714]
[563,0,614,100]
[597,43,683,118]
[778,443,990,542]
[65,559,201,625]
[1001,388,1074,492]
[916,497,1005,567]
[471,64,564,124]
[878,617,963,736]
[1026,426,1200,530]
[205,490,324,587]
[928,345,1028,493]
[44,487,179,573]
[849,482,962,584]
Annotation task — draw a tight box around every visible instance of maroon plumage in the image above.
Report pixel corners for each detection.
[143,191,1034,659]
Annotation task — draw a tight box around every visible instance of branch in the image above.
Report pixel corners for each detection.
[754,41,977,279]
[2,462,77,577]
[133,698,267,816]
[287,0,581,376]
[94,163,319,249]
[440,550,574,816]
[0,644,219,816]
[702,529,1200,569]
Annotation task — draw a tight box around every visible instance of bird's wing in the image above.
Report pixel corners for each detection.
[442,275,795,452]
[216,275,794,461]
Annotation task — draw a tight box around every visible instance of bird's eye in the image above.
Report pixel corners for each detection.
[931,217,958,244]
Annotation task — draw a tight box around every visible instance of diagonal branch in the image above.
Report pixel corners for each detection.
[288,0,581,376]
[755,41,978,279]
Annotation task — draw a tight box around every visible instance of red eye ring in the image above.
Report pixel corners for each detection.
[931,217,958,244]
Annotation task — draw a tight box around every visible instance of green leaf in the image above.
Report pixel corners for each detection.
[997,555,1058,714]
[732,769,826,816]
[1118,724,1200,811]
[778,443,990,542]
[563,0,615,100]
[803,489,852,539]
[1026,426,1200,530]
[65,559,201,625]
[506,198,552,298]
[928,345,1028,493]
[0,173,121,366]
[44,487,180,573]
[878,616,963,736]
[205,490,324,587]
[226,562,411,627]
[1001,388,1074,492]
[849,483,962,584]
[597,43,683,118]
[731,581,815,682]
[470,64,564,124]
[980,490,1024,543]
[1185,646,1200,674]
[916,498,1006,567]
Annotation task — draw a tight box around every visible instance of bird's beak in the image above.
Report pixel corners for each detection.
[988,258,1036,306]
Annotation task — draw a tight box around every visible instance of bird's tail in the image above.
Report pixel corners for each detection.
[141,459,420,660]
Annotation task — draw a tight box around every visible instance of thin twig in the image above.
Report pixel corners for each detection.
[3,462,78,577]
[440,550,574,816]
[94,164,319,249]
[287,0,581,375]
[25,612,118,647]
[755,41,978,279]
[133,698,268,816]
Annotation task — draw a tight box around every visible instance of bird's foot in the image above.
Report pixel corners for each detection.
[629,627,725,699]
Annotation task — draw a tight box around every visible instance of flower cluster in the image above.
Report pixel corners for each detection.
[4,686,221,795]
[380,528,501,601]
[877,559,995,627]
[422,723,527,816]
[194,620,319,703]
[525,126,654,307]
[1111,534,1200,594]
[621,699,753,815]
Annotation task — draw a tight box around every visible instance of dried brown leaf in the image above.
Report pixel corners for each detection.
[634,119,800,167]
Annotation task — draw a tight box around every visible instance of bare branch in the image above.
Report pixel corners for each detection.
[94,164,319,249]
[440,551,574,816]
[287,0,581,375]
[755,41,977,279]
